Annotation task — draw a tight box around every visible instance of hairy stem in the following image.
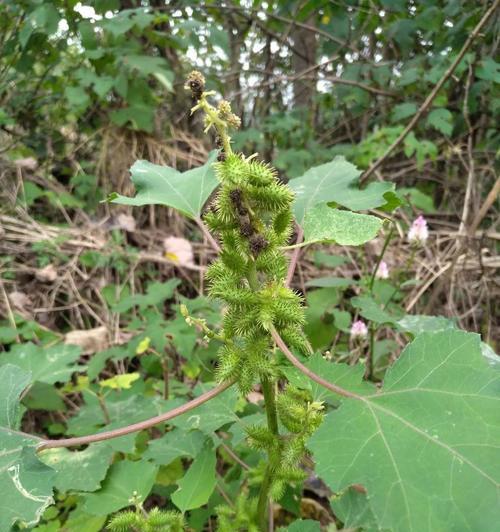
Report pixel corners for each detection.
[261,375,279,435]
[246,260,279,530]
[257,462,274,532]
[257,375,279,530]
[366,223,394,380]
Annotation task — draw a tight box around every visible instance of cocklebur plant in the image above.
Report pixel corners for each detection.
[1,71,499,532]
[185,70,323,528]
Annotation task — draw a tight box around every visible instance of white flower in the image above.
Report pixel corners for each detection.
[375,260,389,279]
[408,215,429,246]
[350,320,368,340]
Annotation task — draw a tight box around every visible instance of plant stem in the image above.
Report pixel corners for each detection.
[247,260,278,531]
[37,380,235,450]
[261,375,279,436]
[97,393,111,424]
[366,223,394,380]
[369,222,394,292]
[257,462,274,532]
[257,376,279,530]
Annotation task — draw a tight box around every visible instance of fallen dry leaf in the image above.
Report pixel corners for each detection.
[65,326,109,354]
[115,213,136,232]
[246,391,264,404]
[163,236,194,266]
[35,264,58,282]
[9,291,32,312]
[15,157,38,170]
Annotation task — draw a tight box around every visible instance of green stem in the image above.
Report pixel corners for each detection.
[366,223,394,380]
[247,260,278,531]
[197,97,233,154]
[261,375,279,436]
[369,222,394,292]
[256,359,279,531]
[257,462,273,532]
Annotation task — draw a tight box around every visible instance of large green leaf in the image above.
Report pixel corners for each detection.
[82,460,158,516]
[289,157,393,224]
[40,443,114,493]
[0,365,55,530]
[309,330,500,532]
[109,152,218,219]
[303,204,382,246]
[0,343,83,384]
[171,444,217,513]
[397,314,457,335]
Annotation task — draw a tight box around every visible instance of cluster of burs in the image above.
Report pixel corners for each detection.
[204,151,323,499]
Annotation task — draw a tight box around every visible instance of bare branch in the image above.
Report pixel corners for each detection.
[270,327,359,400]
[286,225,304,287]
[37,380,235,450]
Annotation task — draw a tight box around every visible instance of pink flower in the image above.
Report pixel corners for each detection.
[350,320,368,340]
[375,260,389,279]
[408,215,429,246]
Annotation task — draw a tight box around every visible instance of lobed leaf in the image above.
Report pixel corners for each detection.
[289,157,394,224]
[109,152,218,219]
[0,343,83,385]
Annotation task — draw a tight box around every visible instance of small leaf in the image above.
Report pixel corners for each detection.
[391,102,417,122]
[351,295,397,324]
[109,153,218,219]
[426,108,453,136]
[99,373,140,390]
[143,429,207,465]
[112,279,180,313]
[476,58,500,83]
[82,460,158,516]
[303,205,382,246]
[171,445,216,513]
[170,384,240,434]
[331,487,380,531]
[136,337,151,354]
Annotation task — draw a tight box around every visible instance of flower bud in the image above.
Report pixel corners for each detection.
[375,260,390,279]
[408,215,429,246]
[226,113,241,130]
[350,320,368,341]
[185,70,205,100]
[218,100,232,117]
